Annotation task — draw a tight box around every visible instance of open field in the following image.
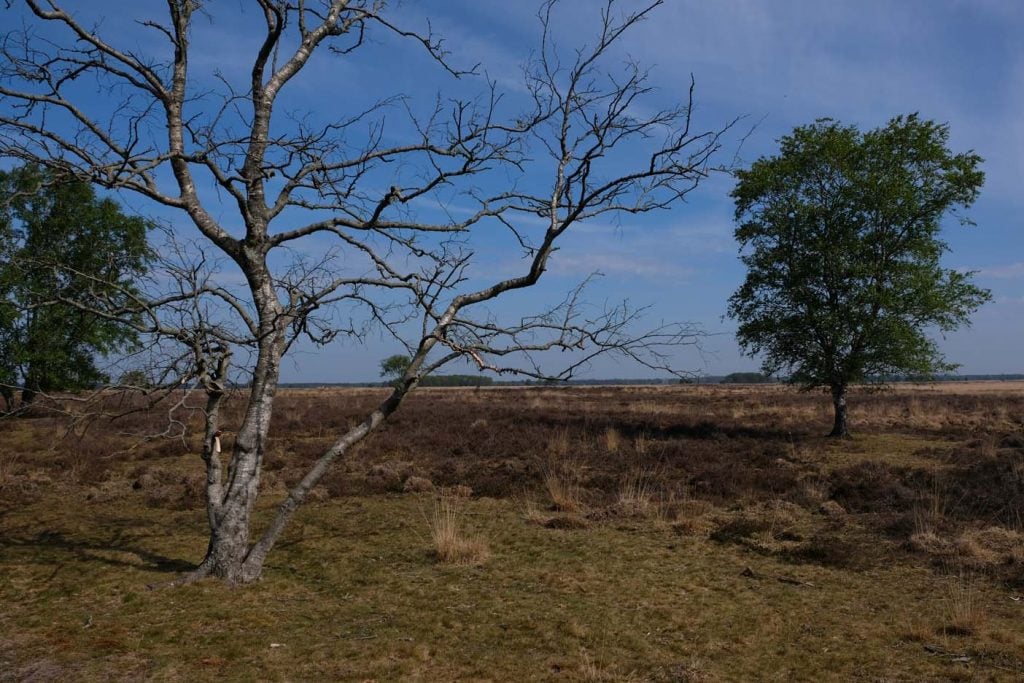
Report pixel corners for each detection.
[2,383,1024,681]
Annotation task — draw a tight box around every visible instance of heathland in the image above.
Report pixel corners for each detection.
[2,382,1023,680]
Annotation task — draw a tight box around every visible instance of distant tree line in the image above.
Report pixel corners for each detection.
[379,354,491,388]
[720,372,774,384]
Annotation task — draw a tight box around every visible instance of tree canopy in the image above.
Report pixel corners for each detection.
[379,354,493,387]
[379,354,411,387]
[727,115,989,436]
[0,165,152,408]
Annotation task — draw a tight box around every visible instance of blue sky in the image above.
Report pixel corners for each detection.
[5,1,1022,381]
[315,0,1024,380]
[401,0,1023,380]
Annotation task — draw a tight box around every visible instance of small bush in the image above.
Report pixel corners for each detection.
[133,466,205,510]
[145,438,191,460]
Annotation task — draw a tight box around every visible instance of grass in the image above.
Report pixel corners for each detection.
[912,470,948,537]
[943,570,985,638]
[2,382,1024,680]
[3,491,1023,681]
[543,457,585,514]
[0,451,17,489]
[520,492,551,526]
[615,467,660,519]
[428,494,490,566]
[603,427,622,454]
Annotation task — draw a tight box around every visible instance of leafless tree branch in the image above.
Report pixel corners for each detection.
[1,0,728,584]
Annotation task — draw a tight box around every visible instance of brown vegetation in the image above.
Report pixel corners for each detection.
[2,382,1023,679]
[428,494,491,566]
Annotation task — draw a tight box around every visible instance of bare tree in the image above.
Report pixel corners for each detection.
[0,0,731,583]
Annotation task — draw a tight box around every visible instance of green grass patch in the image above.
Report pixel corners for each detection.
[3,489,1023,681]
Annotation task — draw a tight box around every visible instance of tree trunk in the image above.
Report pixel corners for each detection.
[241,384,413,576]
[190,311,284,584]
[20,368,39,407]
[829,384,849,437]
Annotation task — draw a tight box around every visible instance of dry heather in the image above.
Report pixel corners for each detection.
[2,381,1023,680]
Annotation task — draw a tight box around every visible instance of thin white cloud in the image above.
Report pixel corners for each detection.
[979,262,1024,279]
[548,250,697,280]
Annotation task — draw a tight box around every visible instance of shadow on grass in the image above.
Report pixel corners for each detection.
[0,530,196,574]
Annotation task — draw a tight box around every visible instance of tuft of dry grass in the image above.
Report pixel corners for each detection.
[603,427,622,454]
[543,457,584,514]
[633,433,651,457]
[615,468,659,518]
[520,490,589,529]
[912,474,948,537]
[520,493,551,526]
[579,649,603,681]
[547,429,571,459]
[0,451,17,489]
[942,570,985,637]
[909,530,953,557]
[428,494,490,566]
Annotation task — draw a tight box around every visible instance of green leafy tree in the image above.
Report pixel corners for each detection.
[380,354,491,388]
[118,369,154,391]
[727,115,990,436]
[379,354,411,388]
[0,165,152,407]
